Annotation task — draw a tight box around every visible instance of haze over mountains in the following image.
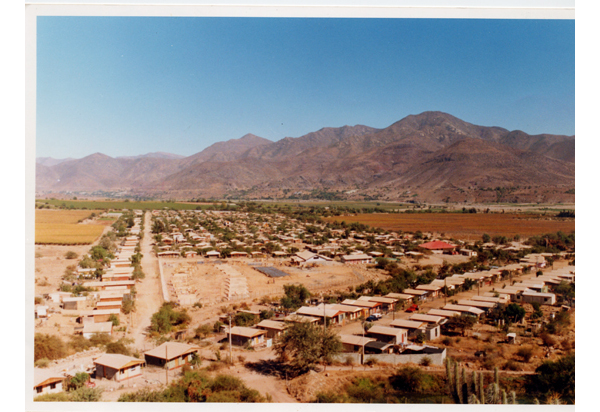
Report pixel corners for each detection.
[36,111,575,203]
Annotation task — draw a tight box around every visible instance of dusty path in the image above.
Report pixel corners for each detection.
[130,212,163,351]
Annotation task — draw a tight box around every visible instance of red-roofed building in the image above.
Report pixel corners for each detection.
[418,240,457,254]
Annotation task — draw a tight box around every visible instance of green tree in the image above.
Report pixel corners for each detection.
[503,303,526,324]
[280,284,311,311]
[67,372,90,391]
[527,353,575,403]
[275,322,341,374]
[150,302,191,334]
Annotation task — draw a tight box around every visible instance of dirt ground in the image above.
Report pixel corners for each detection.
[160,258,390,309]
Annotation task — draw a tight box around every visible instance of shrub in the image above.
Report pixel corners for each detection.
[34,392,71,402]
[89,333,113,346]
[516,346,534,363]
[314,391,347,403]
[503,360,520,371]
[390,366,424,393]
[34,358,50,368]
[69,386,103,402]
[213,321,224,333]
[106,340,132,356]
[67,372,90,391]
[34,333,67,361]
[121,297,135,315]
[420,356,432,367]
[363,357,378,367]
[150,302,191,334]
[65,251,78,259]
[195,324,212,339]
[109,314,120,327]
[69,335,93,352]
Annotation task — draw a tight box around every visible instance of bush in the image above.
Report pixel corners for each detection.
[503,360,520,371]
[150,302,191,334]
[70,386,103,402]
[213,321,224,333]
[109,314,120,326]
[420,356,432,367]
[69,335,93,352]
[121,297,135,315]
[34,333,67,361]
[65,251,78,259]
[34,358,50,368]
[89,333,113,346]
[67,372,90,391]
[516,346,534,363]
[106,339,132,356]
[390,366,424,393]
[34,392,71,402]
[195,324,212,339]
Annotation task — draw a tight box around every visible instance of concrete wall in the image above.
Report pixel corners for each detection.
[332,349,446,366]
[363,351,446,366]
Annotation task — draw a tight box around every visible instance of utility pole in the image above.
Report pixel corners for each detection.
[165,343,168,385]
[445,277,448,305]
[228,313,233,366]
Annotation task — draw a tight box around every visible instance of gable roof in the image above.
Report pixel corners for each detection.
[419,240,456,250]
[94,353,144,370]
[144,342,200,360]
[228,326,267,338]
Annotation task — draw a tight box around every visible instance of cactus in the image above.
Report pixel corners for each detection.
[471,371,477,396]
[479,372,485,404]
[502,389,507,404]
[455,363,462,404]
[510,391,517,405]
[468,393,480,404]
[494,366,499,387]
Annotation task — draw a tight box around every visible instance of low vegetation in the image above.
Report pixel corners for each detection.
[118,372,265,402]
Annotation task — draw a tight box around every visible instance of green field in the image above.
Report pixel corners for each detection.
[37,199,211,211]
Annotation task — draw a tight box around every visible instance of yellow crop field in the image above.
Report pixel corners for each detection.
[35,210,105,244]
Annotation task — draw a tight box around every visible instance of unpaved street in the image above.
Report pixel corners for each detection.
[130,211,163,351]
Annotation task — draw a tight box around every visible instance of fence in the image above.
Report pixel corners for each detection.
[332,349,446,366]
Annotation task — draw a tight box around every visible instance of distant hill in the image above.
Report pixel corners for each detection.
[116,152,185,161]
[36,157,75,167]
[35,111,575,203]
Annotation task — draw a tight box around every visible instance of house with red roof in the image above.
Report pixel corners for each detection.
[418,240,457,254]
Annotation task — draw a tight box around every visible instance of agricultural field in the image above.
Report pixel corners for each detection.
[325,213,575,238]
[35,209,106,245]
[36,199,210,211]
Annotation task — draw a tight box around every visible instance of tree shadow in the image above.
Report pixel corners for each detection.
[244,359,298,379]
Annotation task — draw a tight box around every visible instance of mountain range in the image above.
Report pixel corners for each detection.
[36,111,575,203]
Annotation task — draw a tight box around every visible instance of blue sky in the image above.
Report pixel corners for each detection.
[36,17,575,158]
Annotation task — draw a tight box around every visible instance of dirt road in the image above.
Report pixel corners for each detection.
[129,212,163,351]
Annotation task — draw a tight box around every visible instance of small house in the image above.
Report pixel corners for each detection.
[366,325,408,345]
[339,334,376,353]
[227,326,267,347]
[144,342,200,370]
[94,353,145,382]
[364,341,395,354]
[256,320,286,340]
[34,369,65,397]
